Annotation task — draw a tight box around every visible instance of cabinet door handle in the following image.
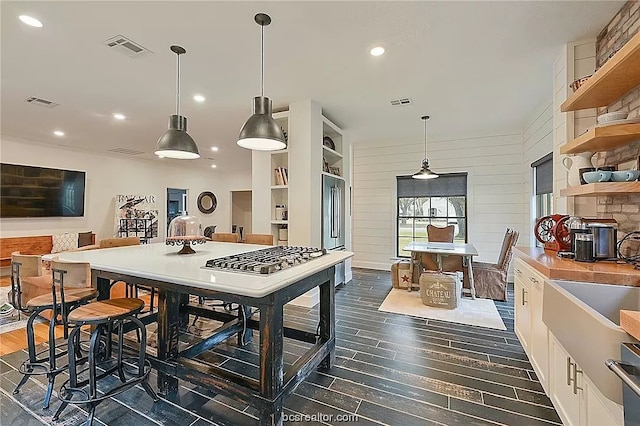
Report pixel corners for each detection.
[573,363,583,394]
[567,356,573,386]
[521,288,527,306]
[515,268,522,275]
[529,277,539,284]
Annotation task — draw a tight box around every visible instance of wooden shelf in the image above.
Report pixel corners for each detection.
[560,182,640,196]
[562,32,640,112]
[560,123,640,154]
[270,220,288,225]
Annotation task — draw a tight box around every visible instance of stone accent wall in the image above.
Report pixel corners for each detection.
[593,1,640,256]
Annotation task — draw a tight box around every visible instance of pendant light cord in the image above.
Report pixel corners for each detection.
[260,22,264,97]
[423,118,428,160]
[176,51,181,117]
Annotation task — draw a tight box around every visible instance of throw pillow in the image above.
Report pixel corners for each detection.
[78,231,93,247]
[52,232,79,253]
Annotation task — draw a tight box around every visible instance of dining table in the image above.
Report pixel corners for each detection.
[403,241,478,299]
[57,242,353,426]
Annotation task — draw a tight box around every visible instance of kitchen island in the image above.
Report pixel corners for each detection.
[57,242,353,426]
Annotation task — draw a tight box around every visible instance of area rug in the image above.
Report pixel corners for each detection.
[378,288,506,330]
[0,290,45,334]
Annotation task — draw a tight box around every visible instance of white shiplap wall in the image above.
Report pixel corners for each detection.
[352,133,524,270]
[523,101,554,247]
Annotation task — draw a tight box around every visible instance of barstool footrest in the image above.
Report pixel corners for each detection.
[58,359,152,405]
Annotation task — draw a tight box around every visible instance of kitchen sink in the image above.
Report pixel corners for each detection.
[543,279,640,405]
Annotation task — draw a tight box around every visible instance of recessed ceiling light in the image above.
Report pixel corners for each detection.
[113,113,126,120]
[210,147,218,151]
[210,164,217,168]
[370,46,385,57]
[193,94,205,102]
[53,130,65,136]
[19,15,43,27]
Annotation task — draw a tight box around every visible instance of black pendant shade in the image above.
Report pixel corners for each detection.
[237,13,286,151]
[412,115,438,180]
[155,45,200,159]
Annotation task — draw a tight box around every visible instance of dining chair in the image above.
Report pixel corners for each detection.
[242,233,274,245]
[426,224,455,243]
[211,233,240,243]
[418,225,466,289]
[472,228,519,301]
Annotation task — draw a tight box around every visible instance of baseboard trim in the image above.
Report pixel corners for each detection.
[352,261,390,271]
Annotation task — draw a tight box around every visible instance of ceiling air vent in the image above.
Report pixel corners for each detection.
[390,98,412,106]
[25,96,60,108]
[108,148,145,156]
[103,35,152,58]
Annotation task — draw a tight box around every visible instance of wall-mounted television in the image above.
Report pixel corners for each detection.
[1,163,86,218]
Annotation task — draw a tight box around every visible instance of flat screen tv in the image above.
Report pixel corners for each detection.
[1,163,86,218]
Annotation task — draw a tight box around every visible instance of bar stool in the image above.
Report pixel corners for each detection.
[13,260,98,409]
[53,298,158,425]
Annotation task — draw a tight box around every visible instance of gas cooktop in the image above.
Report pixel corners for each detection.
[204,246,327,275]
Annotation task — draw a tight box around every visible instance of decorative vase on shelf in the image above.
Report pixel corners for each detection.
[562,152,595,187]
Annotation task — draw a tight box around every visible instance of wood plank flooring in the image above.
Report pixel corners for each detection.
[0,268,560,425]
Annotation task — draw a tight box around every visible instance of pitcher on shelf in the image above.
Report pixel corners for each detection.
[562,152,595,187]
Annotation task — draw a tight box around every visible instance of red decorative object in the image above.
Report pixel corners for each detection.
[551,216,572,252]
[534,214,570,252]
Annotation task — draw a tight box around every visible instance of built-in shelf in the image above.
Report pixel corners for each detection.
[560,182,640,196]
[271,185,288,190]
[270,220,288,225]
[321,171,345,181]
[322,146,343,161]
[561,31,640,112]
[560,123,640,154]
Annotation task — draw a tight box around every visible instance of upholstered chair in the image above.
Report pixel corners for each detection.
[242,233,274,245]
[418,225,466,287]
[211,233,240,243]
[472,228,519,301]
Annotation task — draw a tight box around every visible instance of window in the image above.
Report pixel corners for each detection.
[396,173,468,257]
[532,153,553,220]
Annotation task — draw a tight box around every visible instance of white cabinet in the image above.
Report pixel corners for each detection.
[529,269,548,393]
[514,258,549,391]
[549,334,623,426]
[550,333,581,426]
[514,264,531,353]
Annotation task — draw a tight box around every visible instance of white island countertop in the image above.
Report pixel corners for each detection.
[56,242,353,299]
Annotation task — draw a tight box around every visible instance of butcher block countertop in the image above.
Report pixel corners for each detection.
[514,246,640,286]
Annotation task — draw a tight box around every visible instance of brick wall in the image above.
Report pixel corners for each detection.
[593,0,640,256]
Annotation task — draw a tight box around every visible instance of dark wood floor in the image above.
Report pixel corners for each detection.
[0,268,560,425]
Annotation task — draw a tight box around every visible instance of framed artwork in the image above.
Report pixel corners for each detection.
[114,194,158,243]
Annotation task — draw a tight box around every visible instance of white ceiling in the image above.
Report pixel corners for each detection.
[1,1,623,172]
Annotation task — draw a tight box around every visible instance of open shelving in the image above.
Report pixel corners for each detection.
[560,182,640,197]
[560,123,640,154]
[322,117,344,178]
[561,31,640,112]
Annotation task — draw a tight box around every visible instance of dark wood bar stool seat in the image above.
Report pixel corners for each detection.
[13,260,98,409]
[53,297,158,425]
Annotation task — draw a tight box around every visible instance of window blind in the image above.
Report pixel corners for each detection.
[397,173,467,197]
[532,153,553,195]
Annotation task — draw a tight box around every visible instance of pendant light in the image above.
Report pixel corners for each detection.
[412,115,438,180]
[237,13,286,151]
[155,45,200,159]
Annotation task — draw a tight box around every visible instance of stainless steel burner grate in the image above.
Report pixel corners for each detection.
[204,246,327,274]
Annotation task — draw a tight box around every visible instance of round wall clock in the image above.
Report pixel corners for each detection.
[197,191,217,214]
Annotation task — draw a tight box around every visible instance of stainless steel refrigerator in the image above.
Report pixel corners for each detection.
[322,174,345,250]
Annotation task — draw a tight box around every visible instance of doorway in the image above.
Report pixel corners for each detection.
[231,190,252,236]
[167,188,187,232]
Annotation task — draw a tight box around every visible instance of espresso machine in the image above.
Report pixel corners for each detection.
[564,217,618,262]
